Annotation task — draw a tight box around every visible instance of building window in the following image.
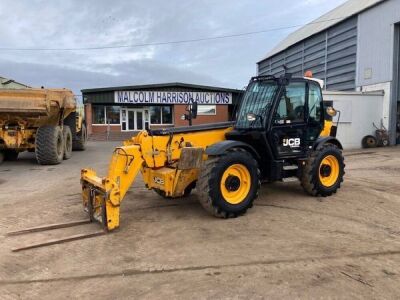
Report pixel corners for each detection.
[92,105,120,124]
[162,106,172,124]
[106,106,120,124]
[198,105,216,115]
[93,105,105,124]
[150,105,173,124]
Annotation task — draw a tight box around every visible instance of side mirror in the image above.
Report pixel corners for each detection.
[247,113,257,122]
[191,101,198,119]
[326,106,337,117]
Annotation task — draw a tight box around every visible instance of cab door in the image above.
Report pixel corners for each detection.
[305,82,324,143]
[269,81,307,158]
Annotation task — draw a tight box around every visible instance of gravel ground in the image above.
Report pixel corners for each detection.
[0,142,399,299]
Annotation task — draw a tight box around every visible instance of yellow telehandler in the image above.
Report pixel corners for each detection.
[81,73,344,231]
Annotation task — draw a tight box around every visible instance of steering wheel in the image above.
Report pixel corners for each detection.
[294,106,304,119]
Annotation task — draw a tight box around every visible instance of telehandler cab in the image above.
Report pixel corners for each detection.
[81,73,344,231]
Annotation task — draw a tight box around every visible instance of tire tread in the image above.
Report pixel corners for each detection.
[301,143,345,197]
[197,149,260,218]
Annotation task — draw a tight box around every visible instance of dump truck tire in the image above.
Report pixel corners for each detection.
[73,123,87,151]
[4,150,19,161]
[0,152,4,164]
[301,143,345,197]
[63,126,73,160]
[197,149,260,218]
[35,125,64,165]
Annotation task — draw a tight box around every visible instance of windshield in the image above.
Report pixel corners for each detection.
[235,81,279,129]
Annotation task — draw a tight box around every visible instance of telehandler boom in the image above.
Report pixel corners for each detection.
[81,73,344,231]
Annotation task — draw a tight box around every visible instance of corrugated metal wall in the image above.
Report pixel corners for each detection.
[357,0,400,86]
[258,17,358,91]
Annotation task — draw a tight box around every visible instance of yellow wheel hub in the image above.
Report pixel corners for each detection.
[319,155,339,187]
[220,164,251,204]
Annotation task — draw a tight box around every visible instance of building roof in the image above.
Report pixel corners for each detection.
[0,76,30,89]
[258,0,386,62]
[81,82,242,94]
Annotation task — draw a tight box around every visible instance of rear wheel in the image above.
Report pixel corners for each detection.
[0,151,4,164]
[35,125,64,165]
[301,143,345,197]
[73,123,87,151]
[63,126,73,160]
[197,149,260,218]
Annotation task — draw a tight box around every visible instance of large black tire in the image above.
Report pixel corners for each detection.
[73,123,87,151]
[0,151,4,164]
[63,126,73,160]
[197,149,260,218]
[63,113,77,137]
[35,125,64,165]
[4,150,19,161]
[301,144,345,197]
[362,135,377,148]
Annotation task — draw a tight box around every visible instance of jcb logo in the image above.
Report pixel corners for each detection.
[283,138,301,147]
[154,177,164,185]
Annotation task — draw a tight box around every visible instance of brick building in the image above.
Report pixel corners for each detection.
[82,83,242,139]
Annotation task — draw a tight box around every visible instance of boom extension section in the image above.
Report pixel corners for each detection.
[80,126,233,231]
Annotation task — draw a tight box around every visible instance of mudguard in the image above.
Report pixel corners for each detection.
[314,136,343,150]
[205,140,261,160]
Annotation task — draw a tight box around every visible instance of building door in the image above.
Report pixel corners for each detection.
[122,109,145,131]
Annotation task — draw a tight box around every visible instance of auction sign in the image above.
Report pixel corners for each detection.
[115,90,232,105]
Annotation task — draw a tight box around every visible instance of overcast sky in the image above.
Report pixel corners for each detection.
[0,0,347,95]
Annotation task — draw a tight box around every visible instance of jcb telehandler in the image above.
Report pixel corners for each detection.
[81,73,344,231]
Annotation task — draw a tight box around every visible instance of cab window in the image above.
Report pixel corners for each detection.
[308,83,322,123]
[274,82,306,124]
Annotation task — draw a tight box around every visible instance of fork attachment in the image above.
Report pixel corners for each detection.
[81,145,144,231]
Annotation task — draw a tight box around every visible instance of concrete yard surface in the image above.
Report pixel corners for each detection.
[0,142,400,299]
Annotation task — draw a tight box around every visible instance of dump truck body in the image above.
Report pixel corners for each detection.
[0,88,86,163]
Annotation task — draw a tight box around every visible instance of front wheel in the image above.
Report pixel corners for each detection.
[197,149,260,218]
[301,143,345,197]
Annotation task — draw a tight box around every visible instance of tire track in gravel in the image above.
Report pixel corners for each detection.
[1,249,400,285]
[255,203,400,238]
[122,198,399,239]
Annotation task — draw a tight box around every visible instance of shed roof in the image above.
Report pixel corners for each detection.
[81,82,242,94]
[258,0,386,62]
[0,76,30,89]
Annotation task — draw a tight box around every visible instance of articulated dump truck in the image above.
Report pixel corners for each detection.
[0,88,87,164]
[81,74,344,232]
